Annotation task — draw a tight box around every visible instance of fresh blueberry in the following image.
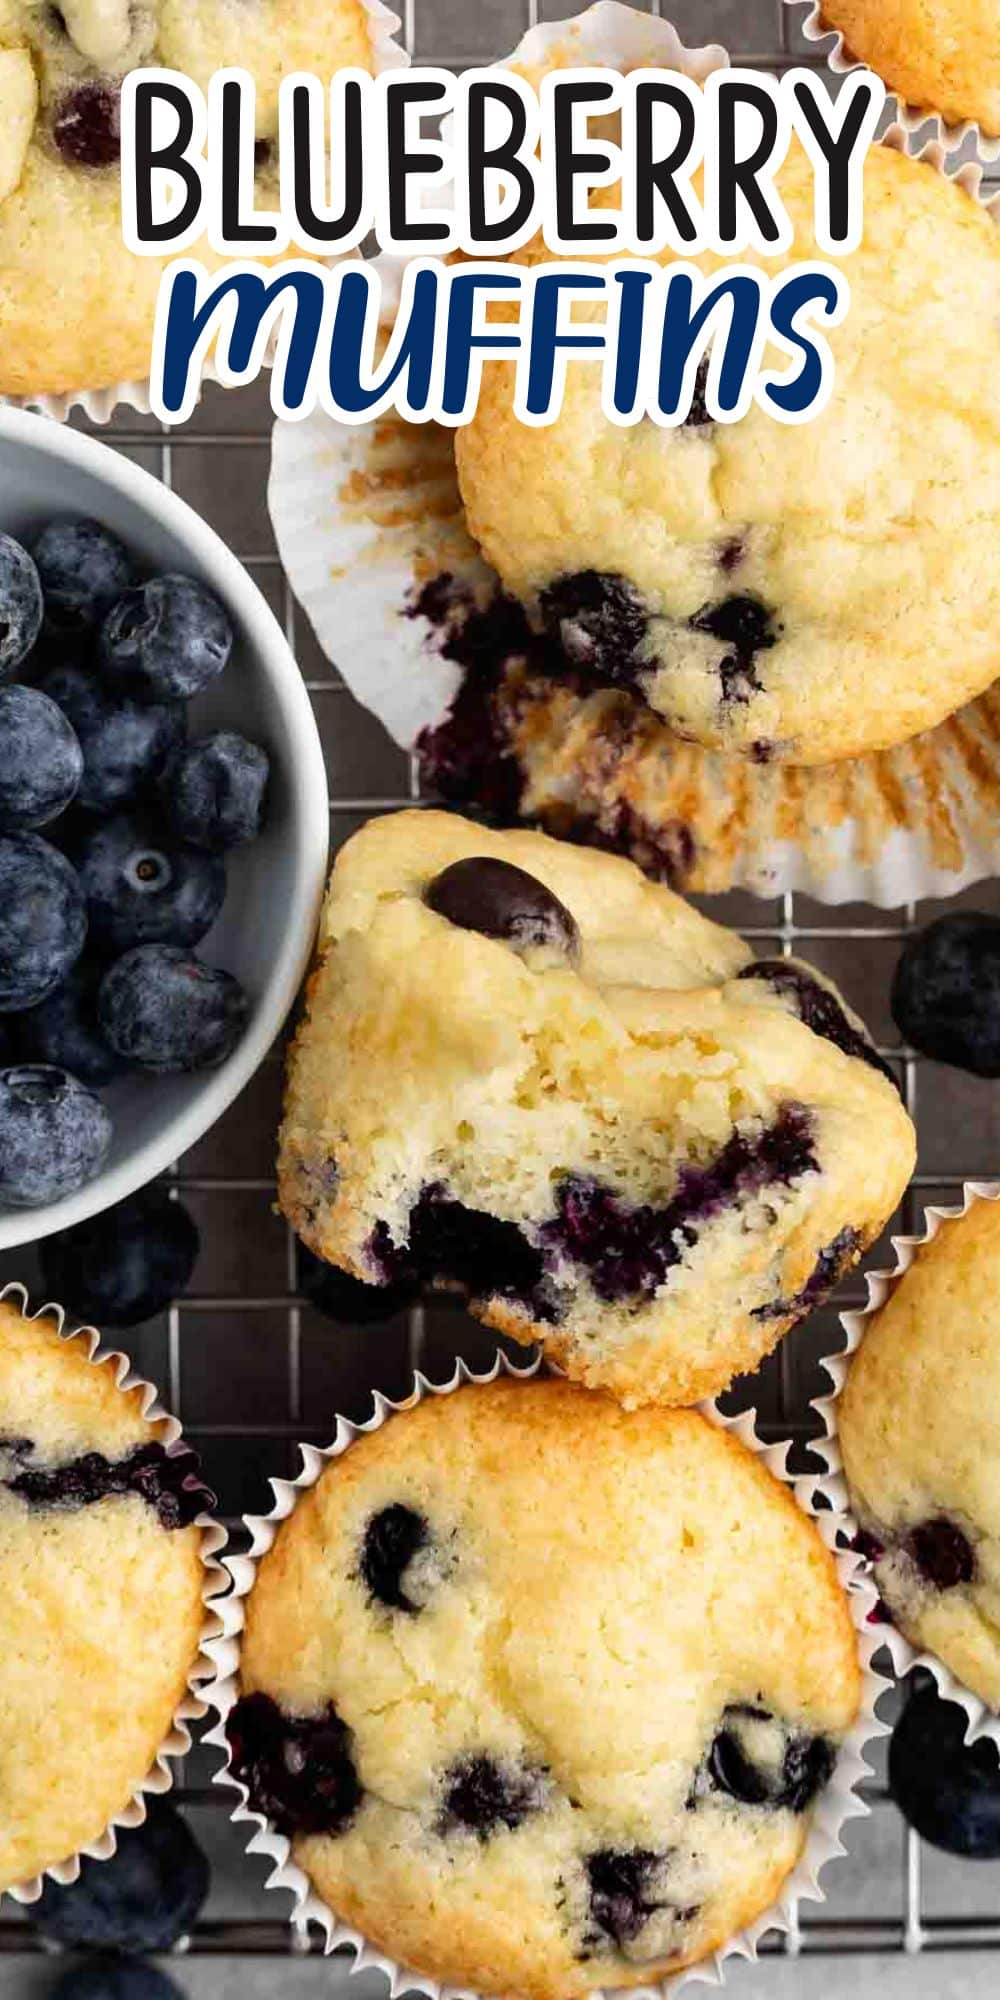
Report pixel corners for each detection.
[906,1517,975,1590]
[890,1673,1000,1857]
[0,1065,111,1208]
[438,1755,547,1838]
[52,1961,185,2000]
[8,1438,207,1529]
[0,684,82,829]
[0,835,87,1010]
[39,1187,200,1328]
[101,575,233,702]
[227,1691,361,1837]
[891,915,1000,1077]
[539,571,648,684]
[39,663,185,815]
[425,856,580,961]
[53,83,122,168]
[98,945,248,1071]
[359,1503,431,1613]
[297,1243,417,1324]
[34,1800,209,1952]
[14,956,125,1086]
[165,731,270,851]
[0,532,43,678]
[32,518,136,640]
[75,813,226,954]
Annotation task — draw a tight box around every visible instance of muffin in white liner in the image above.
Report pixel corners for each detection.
[0,1278,228,1905]
[815,1183,1000,1751]
[783,0,1000,164]
[0,0,407,426]
[205,1350,888,1997]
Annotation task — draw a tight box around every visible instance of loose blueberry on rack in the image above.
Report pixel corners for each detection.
[539,571,648,683]
[0,684,83,829]
[891,914,1000,1077]
[35,1800,210,1952]
[438,1755,548,1838]
[75,812,227,953]
[53,1961,186,2000]
[39,1187,201,1328]
[101,575,234,702]
[98,944,249,1071]
[39,662,185,814]
[227,1691,362,1836]
[14,956,125,1087]
[0,1065,112,1207]
[0,835,87,1010]
[425,856,580,960]
[32,517,136,640]
[0,532,43,677]
[297,1243,417,1324]
[53,82,123,168]
[890,1672,1000,1858]
[164,731,270,850]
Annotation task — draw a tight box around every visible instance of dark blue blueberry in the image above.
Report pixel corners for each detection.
[359,1503,431,1613]
[439,1755,547,1838]
[227,1691,361,1836]
[14,956,125,1087]
[53,82,122,167]
[707,1710,834,1813]
[890,1673,1000,1857]
[906,1517,975,1590]
[752,1225,862,1323]
[98,944,248,1072]
[75,813,226,954]
[34,1800,209,1952]
[100,575,233,702]
[32,518,136,640]
[39,1186,200,1328]
[539,571,648,684]
[891,914,1000,1077]
[0,835,87,1011]
[372,1185,547,1306]
[53,1961,185,2000]
[165,731,270,851]
[0,683,82,829]
[39,663,185,815]
[0,532,43,678]
[689,594,779,707]
[297,1243,417,1324]
[0,1065,111,1208]
[425,856,579,959]
[684,357,712,428]
[584,1849,674,1949]
[8,1438,207,1529]
[738,959,897,1088]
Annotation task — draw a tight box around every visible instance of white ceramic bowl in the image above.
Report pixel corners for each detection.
[0,408,329,1251]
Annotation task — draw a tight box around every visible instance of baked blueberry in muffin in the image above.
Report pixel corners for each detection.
[841,1196,1000,1711]
[0,1294,210,1891]
[226,1379,861,1999]
[277,810,914,1407]
[455,143,1000,765]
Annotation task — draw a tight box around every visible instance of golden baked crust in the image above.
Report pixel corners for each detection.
[821,0,1000,135]
[840,1196,1000,1708]
[0,0,376,396]
[237,1378,861,2000]
[0,1298,206,1890]
[277,809,915,1407]
[456,143,1000,766]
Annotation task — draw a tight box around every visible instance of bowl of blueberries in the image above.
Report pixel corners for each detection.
[0,406,329,1249]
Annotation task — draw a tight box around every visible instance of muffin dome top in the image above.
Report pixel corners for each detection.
[819,0,1000,137]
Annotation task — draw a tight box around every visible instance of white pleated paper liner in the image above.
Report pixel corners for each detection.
[814,1182,1000,1752]
[205,1348,888,1999]
[0,1279,228,1908]
[0,0,408,427]
[782,0,1000,164]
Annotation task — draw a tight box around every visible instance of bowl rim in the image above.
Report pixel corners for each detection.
[0,406,330,1252]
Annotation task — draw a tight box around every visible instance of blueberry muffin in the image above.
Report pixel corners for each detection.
[227,1378,861,1999]
[0,1294,209,1890]
[819,0,1000,137]
[455,143,1000,767]
[840,1196,1000,1710]
[0,0,378,397]
[277,810,915,1407]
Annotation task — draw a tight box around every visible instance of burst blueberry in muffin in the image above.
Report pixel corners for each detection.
[818,0,1000,137]
[0,1294,210,1891]
[225,1378,861,2000]
[277,810,914,1408]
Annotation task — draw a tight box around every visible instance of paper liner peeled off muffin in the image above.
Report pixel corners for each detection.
[0,1279,227,1905]
[783,0,1000,163]
[0,0,407,424]
[266,7,1000,905]
[205,1351,888,1999]
[815,1183,1000,1751]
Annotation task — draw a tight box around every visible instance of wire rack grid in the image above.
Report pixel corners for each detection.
[3,0,1000,1988]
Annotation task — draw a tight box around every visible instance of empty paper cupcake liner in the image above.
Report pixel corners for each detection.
[1,1279,228,1907]
[782,0,1000,164]
[205,1347,888,1996]
[814,1184,1000,1749]
[0,0,407,427]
